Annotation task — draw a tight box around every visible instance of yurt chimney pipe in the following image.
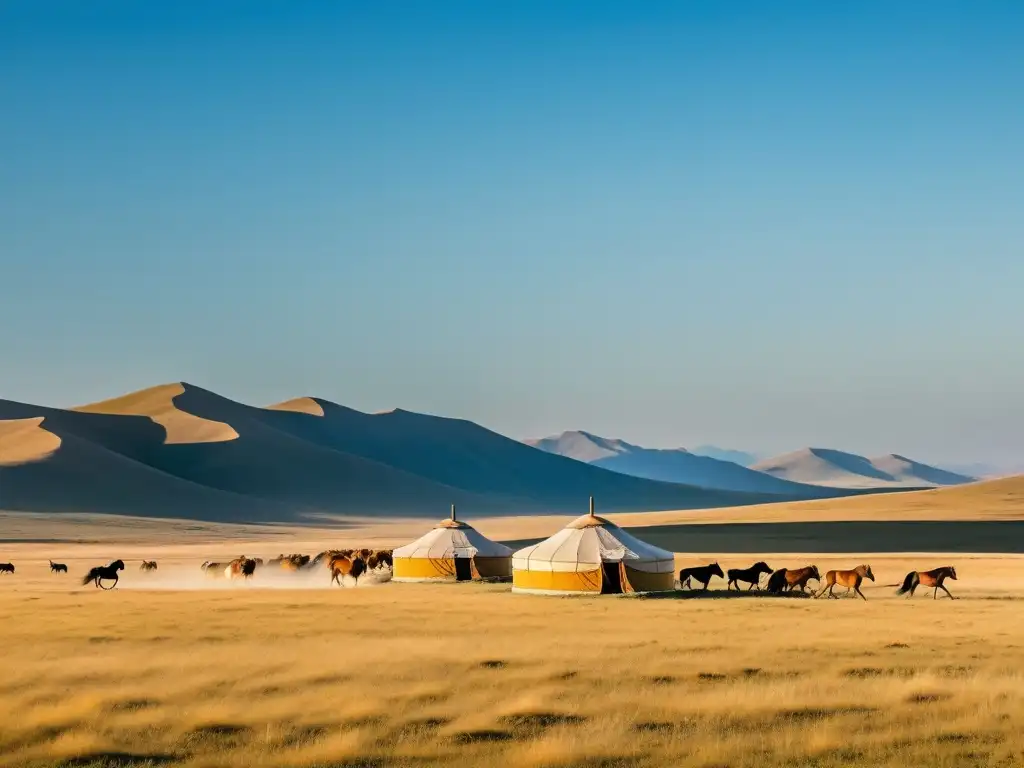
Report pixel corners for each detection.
[451,503,456,522]
[589,496,594,517]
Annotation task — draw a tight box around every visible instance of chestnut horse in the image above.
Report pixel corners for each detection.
[727,561,773,591]
[226,557,257,580]
[330,555,367,587]
[679,563,724,590]
[896,566,958,599]
[816,564,874,600]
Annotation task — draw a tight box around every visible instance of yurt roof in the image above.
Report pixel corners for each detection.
[394,516,512,560]
[512,511,674,574]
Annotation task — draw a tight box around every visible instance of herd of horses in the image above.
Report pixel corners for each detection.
[678,561,959,600]
[196,548,396,586]
[3,555,959,599]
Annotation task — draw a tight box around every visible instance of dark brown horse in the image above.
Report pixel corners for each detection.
[49,560,68,574]
[727,561,773,590]
[82,560,125,589]
[817,565,874,600]
[679,563,725,590]
[0,563,14,574]
[330,555,367,587]
[140,560,158,572]
[897,566,958,599]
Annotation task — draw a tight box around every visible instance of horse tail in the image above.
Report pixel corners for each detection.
[81,568,98,586]
[895,571,917,595]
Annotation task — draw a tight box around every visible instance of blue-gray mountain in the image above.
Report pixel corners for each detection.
[526,432,975,491]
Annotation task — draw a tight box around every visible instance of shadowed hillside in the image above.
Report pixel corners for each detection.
[262,397,777,509]
[0,383,817,522]
[753,447,975,488]
[525,430,839,497]
[0,404,289,521]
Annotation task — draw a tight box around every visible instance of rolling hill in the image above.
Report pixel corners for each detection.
[0,383,812,523]
[525,430,841,496]
[752,447,975,488]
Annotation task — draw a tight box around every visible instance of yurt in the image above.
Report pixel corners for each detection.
[392,505,513,582]
[512,498,675,595]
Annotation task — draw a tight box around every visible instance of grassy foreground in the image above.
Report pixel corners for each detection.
[2,554,1023,768]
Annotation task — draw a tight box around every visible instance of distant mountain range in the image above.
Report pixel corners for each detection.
[751,448,976,488]
[527,431,976,491]
[0,383,833,523]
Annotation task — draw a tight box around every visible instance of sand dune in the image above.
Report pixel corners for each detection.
[263,398,782,510]
[526,430,836,497]
[0,417,61,466]
[0,417,289,520]
[753,447,975,488]
[77,382,239,444]
[1,383,797,523]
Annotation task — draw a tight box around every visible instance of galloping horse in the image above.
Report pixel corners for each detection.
[226,557,257,580]
[330,555,367,587]
[816,564,874,600]
[49,560,68,574]
[0,562,14,574]
[201,561,228,578]
[82,560,125,589]
[727,561,773,591]
[280,554,311,571]
[366,549,394,571]
[679,563,725,590]
[140,560,158,572]
[897,566,958,599]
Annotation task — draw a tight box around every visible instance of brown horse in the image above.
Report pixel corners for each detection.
[49,560,68,574]
[817,565,874,600]
[679,563,725,590]
[226,557,257,580]
[897,566,958,599]
[330,555,367,587]
[771,565,821,594]
[201,561,228,577]
[727,561,773,591]
[281,554,311,571]
[140,560,158,572]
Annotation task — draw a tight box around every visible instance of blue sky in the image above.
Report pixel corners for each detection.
[2,2,1022,465]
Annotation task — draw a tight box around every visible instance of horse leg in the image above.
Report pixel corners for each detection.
[747,581,756,591]
[939,584,956,600]
[855,585,867,600]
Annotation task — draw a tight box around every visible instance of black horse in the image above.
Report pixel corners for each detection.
[727,561,773,591]
[0,563,14,574]
[82,560,125,589]
[50,560,68,574]
[678,562,725,590]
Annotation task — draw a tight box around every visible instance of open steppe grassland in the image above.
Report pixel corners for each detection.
[2,552,1024,768]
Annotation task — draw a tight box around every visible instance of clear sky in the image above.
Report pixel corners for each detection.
[2,2,1022,466]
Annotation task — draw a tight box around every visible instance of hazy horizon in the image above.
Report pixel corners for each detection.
[2,2,1022,467]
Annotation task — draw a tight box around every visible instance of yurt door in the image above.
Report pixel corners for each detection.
[600,561,623,594]
[454,554,473,581]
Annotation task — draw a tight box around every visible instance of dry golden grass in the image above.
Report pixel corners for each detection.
[2,547,1024,768]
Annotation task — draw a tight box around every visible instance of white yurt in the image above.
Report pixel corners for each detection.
[392,505,513,582]
[512,497,675,595]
